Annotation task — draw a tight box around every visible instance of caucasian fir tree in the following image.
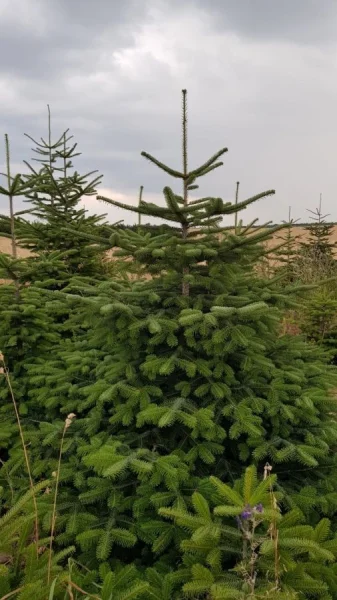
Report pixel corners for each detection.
[4,91,337,598]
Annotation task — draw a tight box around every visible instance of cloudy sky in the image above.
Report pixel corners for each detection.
[1,0,337,226]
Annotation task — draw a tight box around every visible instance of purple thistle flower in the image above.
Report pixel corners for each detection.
[241,504,252,520]
[254,503,264,514]
[241,511,251,520]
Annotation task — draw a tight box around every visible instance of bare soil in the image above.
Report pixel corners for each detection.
[0,238,31,257]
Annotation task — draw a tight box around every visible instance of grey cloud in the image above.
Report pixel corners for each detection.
[1,0,337,228]
[56,0,146,27]
[191,0,337,43]
[0,0,145,78]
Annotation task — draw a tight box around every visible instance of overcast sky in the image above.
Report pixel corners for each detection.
[1,0,337,226]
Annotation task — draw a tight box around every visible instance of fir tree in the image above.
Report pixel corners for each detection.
[0,132,63,458]
[0,109,110,350]
[292,198,337,359]
[299,195,336,268]
[15,107,108,285]
[16,90,337,577]
[270,207,300,283]
[0,113,108,464]
[3,91,337,598]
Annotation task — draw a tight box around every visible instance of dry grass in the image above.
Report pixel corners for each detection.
[2,226,337,259]
[0,225,336,285]
[0,237,31,257]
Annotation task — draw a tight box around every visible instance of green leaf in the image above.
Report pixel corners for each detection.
[48,578,58,600]
[152,527,173,554]
[117,582,150,600]
[314,518,331,543]
[214,505,241,517]
[192,492,211,520]
[210,476,243,507]
[111,528,137,548]
[103,458,130,479]
[243,465,257,503]
[141,152,184,178]
[249,474,277,506]
[97,529,113,560]
[101,572,116,600]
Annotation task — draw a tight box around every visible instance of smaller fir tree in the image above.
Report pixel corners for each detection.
[299,196,336,270]
[15,106,108,285]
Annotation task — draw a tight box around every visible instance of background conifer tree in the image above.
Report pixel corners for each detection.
[269,207,300,282]
[15,108,108,285]
[0,114,109,467]
[0,132,61,459]
[299,196,336,269]
[290,198,337,360]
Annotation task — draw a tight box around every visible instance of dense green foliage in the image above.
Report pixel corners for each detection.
[1,93,337,598]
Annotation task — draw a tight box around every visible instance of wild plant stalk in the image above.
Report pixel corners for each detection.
[47,413,76,585]
[64,559,101,599]
[236,463,280,597]
[0,586,24,600]
[4,135,17,259]
[239,505,265,596]
[264,463,280,592]
[64,581,100,600]
[0,353,39,550]
[285,206,292,280]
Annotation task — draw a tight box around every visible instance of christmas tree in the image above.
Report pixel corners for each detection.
[3,91,337,597]
[15,107,108,284]
[0,113,109,465]
[298,196,336,280]
[19,90,336,566]
[294,198,337,360]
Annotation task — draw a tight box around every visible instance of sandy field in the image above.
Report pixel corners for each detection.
[0,224,336,264]
[0,237,31,258]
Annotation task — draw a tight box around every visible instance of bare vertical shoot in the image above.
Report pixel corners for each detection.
[182,89,189,296]
[138,185,144,227]
[5,135,17,259]
[234,180,240,233]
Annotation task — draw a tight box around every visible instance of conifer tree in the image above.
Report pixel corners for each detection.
[15,107,108,285]
[0,133,62,457]
[293,198,337,358]
[0,113,108,465]
[270,207,300,282]
[299,196,336,269]
[5,91,337,597]
[0,110,110,351]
